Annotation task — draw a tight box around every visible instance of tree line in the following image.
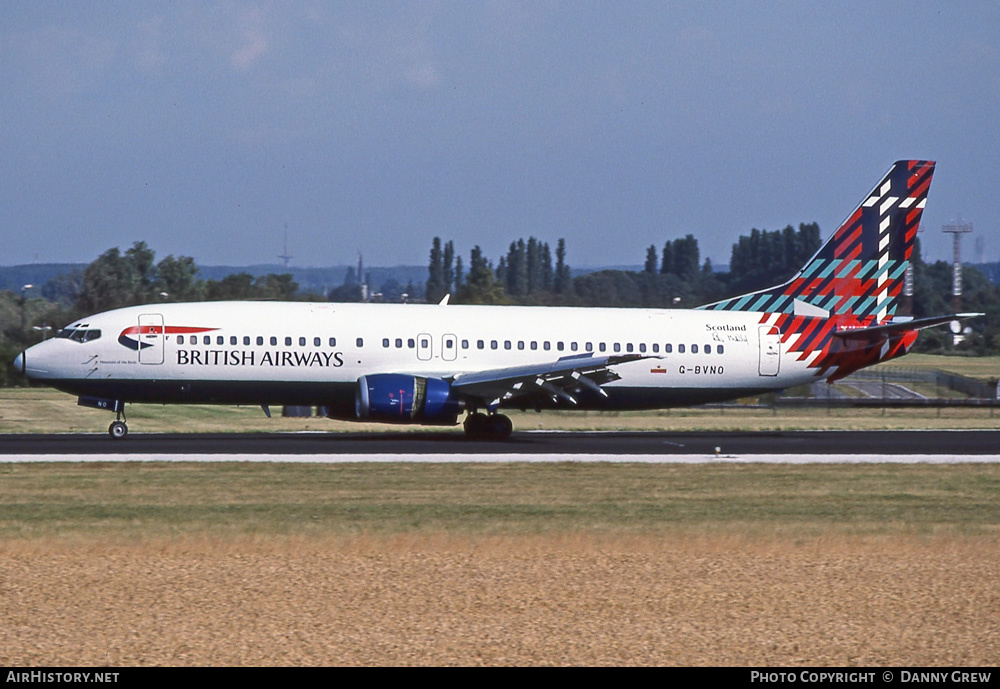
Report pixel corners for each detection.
[421,226,1000,355]
[4,224,1000,386]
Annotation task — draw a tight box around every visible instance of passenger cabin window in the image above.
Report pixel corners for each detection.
[177,335,185,345]
[244,336,251,346]
[230,336,237,345]
[270,336,277,346]
[382,338,390,348]
[299,337,306,347]
[678,344,685,353]
[329,337,337,347]
[314,337,321,347]
[203,335,211,345]
[665,344,673,353]
[285,337,292,347]
[691,344,698,354]
[217,336,224,345]
[257,336,264,346]
[356,338,364,347]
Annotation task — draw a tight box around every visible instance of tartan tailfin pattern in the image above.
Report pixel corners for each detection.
[702,160,934,320]
[699,160,935,381]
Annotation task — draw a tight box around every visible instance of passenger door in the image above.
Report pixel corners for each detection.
[758,325,780,376]
[138,314,165,365]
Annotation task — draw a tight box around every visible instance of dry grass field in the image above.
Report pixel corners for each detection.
[0,462,998,666]
[2,534,998,666]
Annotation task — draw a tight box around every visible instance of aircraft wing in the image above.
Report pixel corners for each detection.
[450,352,649,409]
[833,313,984,340]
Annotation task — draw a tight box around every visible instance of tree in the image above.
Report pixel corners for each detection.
[443,240,455,297]
[554,239,571,296]
[458,246,508,304]
[126,241,157,302]
[205,273,256,300]
[645,245,658,273]
[41,269,83,307]
[256,274,298,300]
[76,246,140,314]
[425,237,446,303]
[454,256,464,295]
[156,255,203,302]
[506,239,527,297]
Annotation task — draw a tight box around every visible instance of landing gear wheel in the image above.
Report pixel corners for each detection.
[464,412,512,441]
[489,414,513,441]
[109,421,128,439]
[464,412,490,438]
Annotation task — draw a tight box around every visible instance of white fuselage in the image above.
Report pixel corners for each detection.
[18,301,812,412]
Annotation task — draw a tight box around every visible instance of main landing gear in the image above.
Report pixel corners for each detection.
[463,412,513,441]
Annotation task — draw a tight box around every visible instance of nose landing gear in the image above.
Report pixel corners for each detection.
[108,407,128,439]
[78,397,129,439]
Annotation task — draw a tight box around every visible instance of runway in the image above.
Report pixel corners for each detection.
[1,430,998,462]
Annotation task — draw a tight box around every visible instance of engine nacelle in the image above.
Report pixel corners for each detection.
[355,374,463,425]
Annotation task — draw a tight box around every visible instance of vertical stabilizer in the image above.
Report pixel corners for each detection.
[703,160,935,320]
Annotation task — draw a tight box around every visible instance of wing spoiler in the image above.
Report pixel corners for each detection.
[450,352,649,409]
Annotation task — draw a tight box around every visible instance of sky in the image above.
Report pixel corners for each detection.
[2,1,999,271]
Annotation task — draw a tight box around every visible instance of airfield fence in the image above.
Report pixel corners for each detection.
[769,366,1000,409]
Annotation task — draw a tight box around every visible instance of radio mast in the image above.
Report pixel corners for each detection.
[278,224,293,267]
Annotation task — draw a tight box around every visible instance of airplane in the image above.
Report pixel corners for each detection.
[12,160,982,440]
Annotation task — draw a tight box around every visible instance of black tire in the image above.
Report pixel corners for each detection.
[463,412,490,438]
[489,414,513,441]
[108,421,128,439]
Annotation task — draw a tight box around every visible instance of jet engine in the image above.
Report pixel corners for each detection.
[355,374,463,425]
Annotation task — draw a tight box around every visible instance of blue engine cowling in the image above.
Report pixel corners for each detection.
[355,374,463,425]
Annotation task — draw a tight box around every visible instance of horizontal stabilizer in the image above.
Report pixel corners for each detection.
[833,313,983,340]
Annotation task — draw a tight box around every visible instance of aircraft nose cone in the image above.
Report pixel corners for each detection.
[12,351,24,375]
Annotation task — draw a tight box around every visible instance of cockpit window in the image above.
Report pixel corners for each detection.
[56,328,102,343]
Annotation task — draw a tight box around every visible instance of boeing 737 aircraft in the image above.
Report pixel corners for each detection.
[13,160,981,439]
